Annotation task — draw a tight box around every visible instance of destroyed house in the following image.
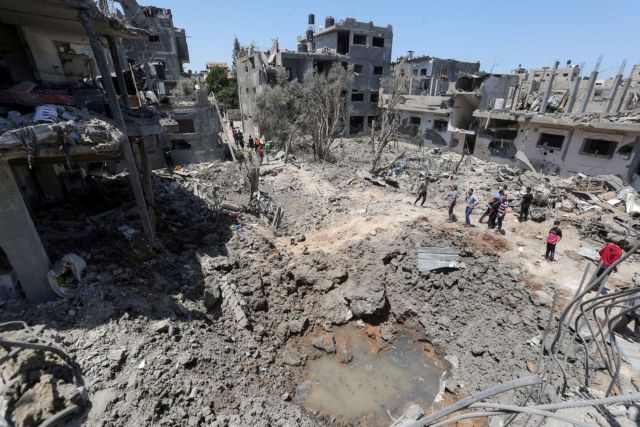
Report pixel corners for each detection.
[118,0,190,94]
[237,41,346,138]
[0,0,175,303]
[393,54,481,96]
[236,14,393,137]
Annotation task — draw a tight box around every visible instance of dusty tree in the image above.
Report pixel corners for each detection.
[369,72,410,174]
[255,65,353,162]
[254,68,300,157]
[295,66,353,161]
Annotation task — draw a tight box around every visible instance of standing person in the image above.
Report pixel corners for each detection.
[229,119,234,128]
[487,196,500,229]
[446,185,459,222]
[519,187,534,222]
[238,133,245,150]
[414,179,428,207]
[464,188,479,226]
[256,142,265,163]
[495,193,509,234]
[163,144,174,170]
[479,185,508,223]
[544,220,562,261]
[248,135,255,151]
[232,127,238,144]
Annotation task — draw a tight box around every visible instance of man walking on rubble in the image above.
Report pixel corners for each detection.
[487,191,503,229]
[446,184,459,222]
[495,192,509,234]
[544,220,562,261]
[414,178,428,207]
[480,184,508,223]
[464,188,479,226]
[519,187,534,222]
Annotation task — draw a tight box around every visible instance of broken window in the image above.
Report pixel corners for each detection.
[370,92,379,103]
[372,37,384,47]
[368,116,380,130]
[148,35,160,43]
[488,140,517,159]
[617,143,634,160]
[433,120,448,131]
[537,133,564,150]
[244,65,248,73]
[337,30,350,54]
[171,139,192,150]
[420,68,427,76]
[353,64,363,73]
[373,66,383,75]
[351,92,364,102]
[176,119,196,133]
[580,138,617,158]
[353,34,366,45]
[410,116,421,126]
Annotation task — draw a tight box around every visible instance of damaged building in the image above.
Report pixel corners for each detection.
[237,14,393,136]
[0,0,188,303]
[382,54,640,185]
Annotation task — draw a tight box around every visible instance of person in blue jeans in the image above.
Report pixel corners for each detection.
[464,188,479,226]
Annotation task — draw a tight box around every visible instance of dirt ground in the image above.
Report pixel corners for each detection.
[1,137,639,426]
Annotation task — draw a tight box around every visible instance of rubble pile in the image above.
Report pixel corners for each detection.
[1,138,639,426]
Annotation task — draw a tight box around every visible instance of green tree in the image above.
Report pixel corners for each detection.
[232,36,241,76]
[205,66,239,108]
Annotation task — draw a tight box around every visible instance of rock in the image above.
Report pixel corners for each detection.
[313,278,334,292]
[320,288,353,325]
[526,361,537,372]
[276,322,289,340]
[152,319,171,334]
[529,290,553,307]
[108,349,127,364]
[559,198,575,212]
[12,375,57,425]
[471,344,485,356]
[404,404,424,420]
[336,346,353,364]
[204,284,221,310]
[312,334,336,354]
[343,276,386,318]
[178,352,195,367]
[288,318,308,335]
[282,350,304,366]
[444,354,459,370]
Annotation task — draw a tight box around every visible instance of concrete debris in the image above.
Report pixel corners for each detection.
[47,253,87,297]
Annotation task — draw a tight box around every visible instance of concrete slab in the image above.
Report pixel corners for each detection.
[617,337,640,372]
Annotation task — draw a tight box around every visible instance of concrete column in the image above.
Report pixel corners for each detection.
[566,77,581,114]
[615,75,632,113]
[539,61,559,113]
[138,137,157,229]
[107,36,129,108]
[0,161,55,303]
[605,74,623,114]
[80,10,157,245]
[580,70,599,113]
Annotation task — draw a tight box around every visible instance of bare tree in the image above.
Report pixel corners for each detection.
[369,72,410,174]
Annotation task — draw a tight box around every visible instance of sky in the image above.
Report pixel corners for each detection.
[148,0,640,79]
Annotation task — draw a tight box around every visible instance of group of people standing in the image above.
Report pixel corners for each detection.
[231,124,271,163]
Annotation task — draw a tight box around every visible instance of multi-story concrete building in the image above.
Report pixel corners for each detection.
[237,14,393,137]
[393,54,480,96]
[118,0,189,94]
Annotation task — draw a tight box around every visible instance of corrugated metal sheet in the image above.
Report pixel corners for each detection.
[417,246,459,271]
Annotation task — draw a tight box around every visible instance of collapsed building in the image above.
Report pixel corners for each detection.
[0,0,225,304]
[383,56,640,185]
[237,14,393,137]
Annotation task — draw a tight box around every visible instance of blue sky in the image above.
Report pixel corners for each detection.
[149,0,640,79]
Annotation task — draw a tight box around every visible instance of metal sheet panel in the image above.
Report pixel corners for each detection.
[417,246,459,271]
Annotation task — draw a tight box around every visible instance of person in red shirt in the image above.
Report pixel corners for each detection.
[594,241,630,292]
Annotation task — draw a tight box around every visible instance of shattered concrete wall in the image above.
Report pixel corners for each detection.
[236,50,268,137]
[394,57,480,96]
[157,90,225,165]
[397,111,450,147]
[478,74,519,110]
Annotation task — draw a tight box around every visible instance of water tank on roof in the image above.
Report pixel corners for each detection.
[308,14,315,25]
[325,16,335,27]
